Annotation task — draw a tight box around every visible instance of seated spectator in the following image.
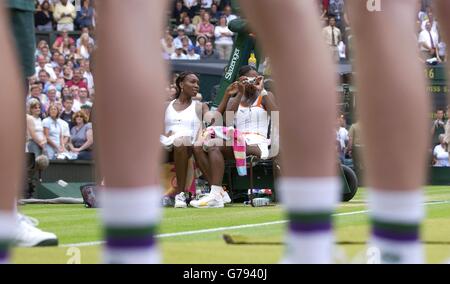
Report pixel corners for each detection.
[431,108,446,147]
[174,27,193,48]
[35,0,53,32]
[161,72,208,208]
[46,85,59,105]
[200,41,220,60]
[78,87,92,107]
[63,65,73,82]
[171,44,188,60]
[76,27,95,48]
[178,15,196,34]
[60,95,75,129]
[78,33,92,60]
[37,70,52,93]
[26,99,47,158]
[192,66,278,208]
[172,1,189,26]
[36,55,57,81]
[43,104,64,160]
[195,12,215,40]
[75,0,94,29]
[68,111,93,160]
[66,69,88,89]
[54,0,76,31]
[214,16,234,60]
[195,34,208,55]
[181,36,193,54]
[27,83,49,115]
[192,7,206,26]
[433,134,449,167]
[336,114,349,163]
[55,102,71,151]
[162,34,176,58]
[52,30,75,52]
[184,0,200,19]
[80,59,94,92]
[186,46,200,60]
[209,3,221,24]
[223,5,237,24]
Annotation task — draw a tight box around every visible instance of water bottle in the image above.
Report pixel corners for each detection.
[248,52,257,68]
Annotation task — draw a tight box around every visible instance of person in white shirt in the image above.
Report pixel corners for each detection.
[418,21,439,59]
[54,0,76,31]
[171,45,188,60]
[322,16,341,62]
[35,55,57,81]
[433,134,449,167]
[201,0,212,9]
[223,5,237,24]
[186,46,200,60]
[420,11,438,37]
[214,16,234,60]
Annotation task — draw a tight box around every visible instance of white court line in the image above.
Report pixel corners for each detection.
[61,201,449,248]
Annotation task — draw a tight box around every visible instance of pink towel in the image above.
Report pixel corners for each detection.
[200,126,247,176]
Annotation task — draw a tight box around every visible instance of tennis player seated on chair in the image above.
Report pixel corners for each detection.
[192,65,278,208]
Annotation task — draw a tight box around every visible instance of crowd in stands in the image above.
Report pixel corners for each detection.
[26,0,95,161]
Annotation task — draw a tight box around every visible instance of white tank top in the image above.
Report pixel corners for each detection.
[165,100,201,141]
[235,95,269,138]
[27,115,45,142]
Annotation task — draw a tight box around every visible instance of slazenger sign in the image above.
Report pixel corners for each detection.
[225,48,241,80]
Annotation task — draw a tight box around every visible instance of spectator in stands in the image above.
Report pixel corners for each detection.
[214,16,234,60]
[38,70,52,93]
[68,111,93,160]
[36,55,57,81]
[78,87,92,107]
[201,41,220,60]
[195,34,208,55]
[184,0,200,19]
[174,27,193,48]
[80,103,93,121]
[35,40,50,60]
[191,66,278,208]
[431,108,446,147]
[322,15,341,62]
[76,27,95,48]
[347,118,363,170]
[27,83,49,114]
[195,12,215,40]
[328,0,345,30]
[336,114,349,163]
[419,21,440,60]
[34,0,53,32]
[60,95,75,129]
[171,44,188,60]
[47,85,60,104]
[75,0,94,29]
[162,72,208,208]
[209,3,221,23]
[421,10,438,37]
[186,46,200,60]
[66,68,88,89]
[54,0,76,31]
[192,7,206,26]
[433,134,449,167]
[55,101,71,151]
[52,30,75,51]
[178,15,196,34]
[78,33,92,60]
[43,104,64,159]
[181,36,193,54]
[162,34,176,58]
[172,1,188,25]
[80,59,94,92]
[201,0,213,9]
[63,65,73,82]
[218,0,233,11]
[223,5,237,24]
[40,45,52,63]
[26,99,47,158]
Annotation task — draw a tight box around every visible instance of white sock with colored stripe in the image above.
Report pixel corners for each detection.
[99,186,163,264]
[278,177,340,264]
[368,189,424,264]
[0,211,16,264]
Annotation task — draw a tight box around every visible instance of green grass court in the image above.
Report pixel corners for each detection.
[12,186,450,264]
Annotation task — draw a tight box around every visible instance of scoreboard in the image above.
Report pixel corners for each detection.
[425,65,448,110]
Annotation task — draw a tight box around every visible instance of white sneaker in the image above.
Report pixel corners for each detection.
[222,190,231,204]
[174,192,187,208]
[190,193,224,208]
[15,214,58,247]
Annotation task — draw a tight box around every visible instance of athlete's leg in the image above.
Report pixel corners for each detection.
[347,0,429,263]
[239,1,340,263]
[95,0,168,264]
[0,3,26,263]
